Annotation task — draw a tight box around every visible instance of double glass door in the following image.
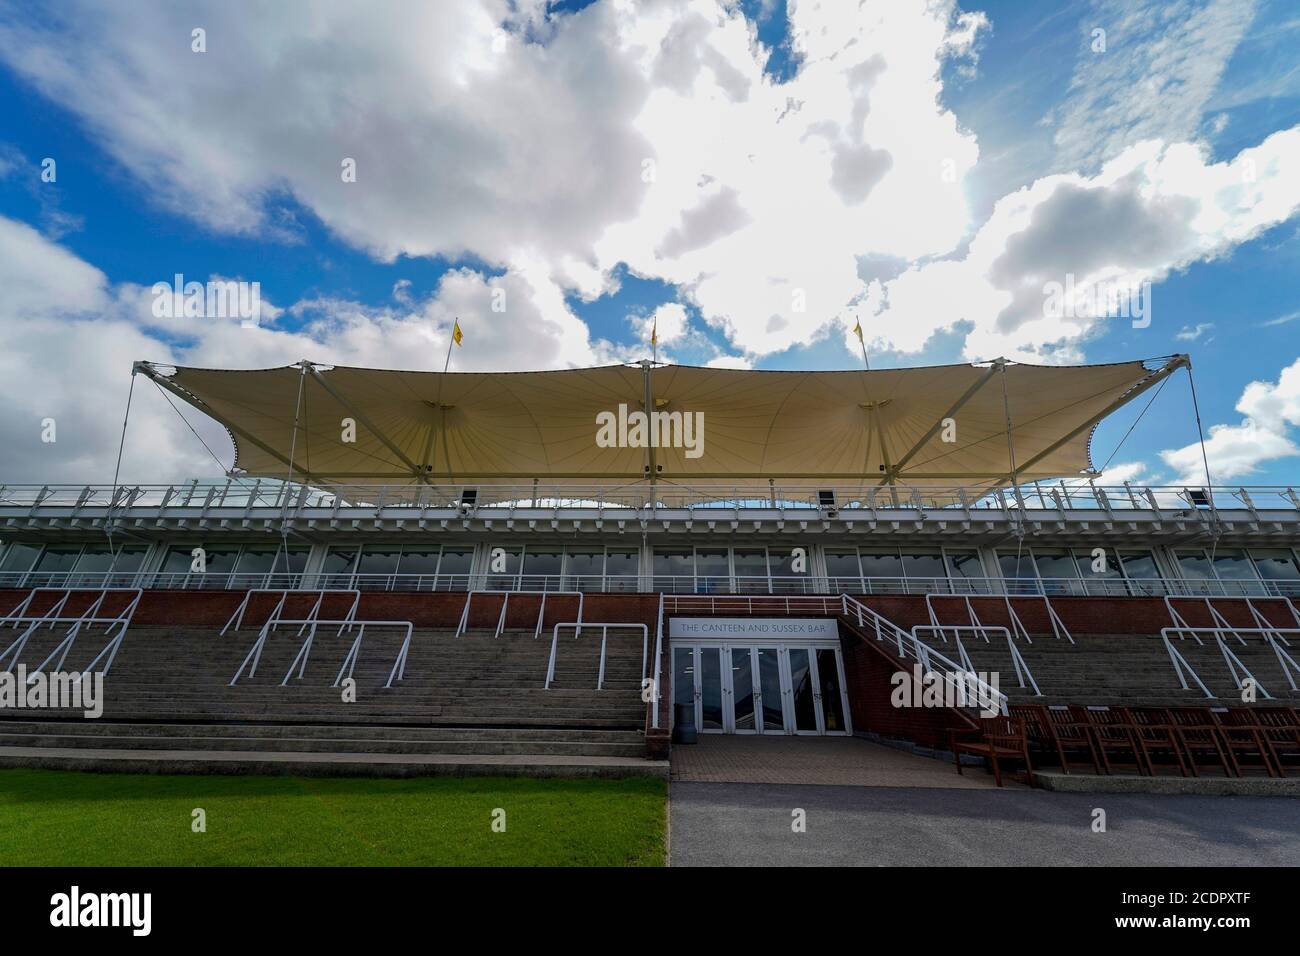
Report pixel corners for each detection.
[673,643,851,735]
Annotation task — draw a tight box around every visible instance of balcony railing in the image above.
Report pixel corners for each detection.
[2,570,1297,599]
[1,481,1298,514]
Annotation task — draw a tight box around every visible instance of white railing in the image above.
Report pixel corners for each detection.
[2,480,1298,514]
[7,568,1300,600]
[659,591,1008,714]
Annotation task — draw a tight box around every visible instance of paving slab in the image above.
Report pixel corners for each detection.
[670,734,1018,789]
[669,782,1300,866]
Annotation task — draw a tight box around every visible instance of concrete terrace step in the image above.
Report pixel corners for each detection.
[0,746,669,779]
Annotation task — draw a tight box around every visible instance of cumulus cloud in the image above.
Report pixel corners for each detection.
[862,127,1300,361]
[1049,0,1258,170]
[0,0,987,361]
[0,215,600,482]
[1161,358,1300,484]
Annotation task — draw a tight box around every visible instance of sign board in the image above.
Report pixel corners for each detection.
[668,618,839,640]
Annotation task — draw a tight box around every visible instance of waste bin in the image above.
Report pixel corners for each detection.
[673,703,697,744]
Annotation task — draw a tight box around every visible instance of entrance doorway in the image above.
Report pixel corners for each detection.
[672,641,851,736]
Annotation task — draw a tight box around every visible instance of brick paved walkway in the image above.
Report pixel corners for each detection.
[670,735,1018,789]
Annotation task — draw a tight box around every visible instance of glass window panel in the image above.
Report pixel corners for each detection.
[109,547,148,573]
[73,548,115,574]
[904,554,946,590]
[1212,549,1257,581]
[396,550,440,577]
[162,546,196,573]
[859,551,903,577]
[1118,551,1163,596]
[0,542,41,576]
[997,551,1035,579]
[653,549,692,591]
[604,550,639,592]
[485,547,522,588]
[266,548,308,575]
[946,551,982,579]
[1253,550,1300,581]
[1176,550,1213,579]
[694,550,729,593]
[732,549,768,593]
[356,548,401,577]
[563,551,603,583]
[522,549,562,591]
[1032,550,1077,580]
[435,548,473,590]
[320,547,359,587]
[1074,547,1122,579]
[816,649,847,732]
[825,551,862,591]
[235,549,278,575]
[33,546,82,574]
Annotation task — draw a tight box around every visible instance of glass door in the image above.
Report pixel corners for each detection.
[755,646,786,734]
[729,646,757,733]
[698,646,725,733]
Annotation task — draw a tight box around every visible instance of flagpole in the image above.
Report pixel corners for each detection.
[853,320,870,371]
[442,317,458,374]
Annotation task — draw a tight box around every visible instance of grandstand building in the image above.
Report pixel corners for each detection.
[1,355,1298,776]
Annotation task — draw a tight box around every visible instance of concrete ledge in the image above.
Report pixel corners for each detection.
[0,746,670,780]
[1035,770,1300,796]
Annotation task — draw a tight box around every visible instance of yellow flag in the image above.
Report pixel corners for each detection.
[651,319,658,347]
[452,319,463,347]
[852,320,863,342]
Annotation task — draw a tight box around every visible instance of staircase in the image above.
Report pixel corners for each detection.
[0,623,663,777]
[946,631,1300,707]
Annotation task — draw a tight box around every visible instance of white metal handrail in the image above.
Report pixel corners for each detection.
[4,480,1299,513]
[657,591,1009,714]
[222,588,361,637]
[229,617,414,689]
[454,590,584,639]
[542,622,648,691]
[8,568,1300,600]
[838,593,1008,714]
[0,587,142,678]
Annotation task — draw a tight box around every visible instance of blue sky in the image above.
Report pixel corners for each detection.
[0,0,1298,486]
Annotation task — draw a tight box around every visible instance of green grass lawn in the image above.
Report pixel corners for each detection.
[0,769,666,866]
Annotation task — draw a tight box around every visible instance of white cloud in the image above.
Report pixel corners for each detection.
[1160,357,1300,483]
[1050,0,1257,170]
[0,0,987,361]
[864,126,1300,361]
[0,215,600,482]
[1094,460,1149,484]
[1175,322,1214,341]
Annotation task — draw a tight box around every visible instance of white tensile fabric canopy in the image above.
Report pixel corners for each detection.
[140,357,1184,495]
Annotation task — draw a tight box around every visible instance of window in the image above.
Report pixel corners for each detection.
[434,549,473,590]
[824,551,862,591]
[653,550,692,591]
[945,551,982,593]
[695,550,729,593]
[29,546,82,586]
[320,547,360,588]
[0,542,41,585]
[1116,550,1162,596]
[900,552,945,594]
[733,549,769,593]
[1252,550,1300,583]
[522,549,562,590]
[1175,548,1262,595]
[604,550,639,592]
[396,550,440,583]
